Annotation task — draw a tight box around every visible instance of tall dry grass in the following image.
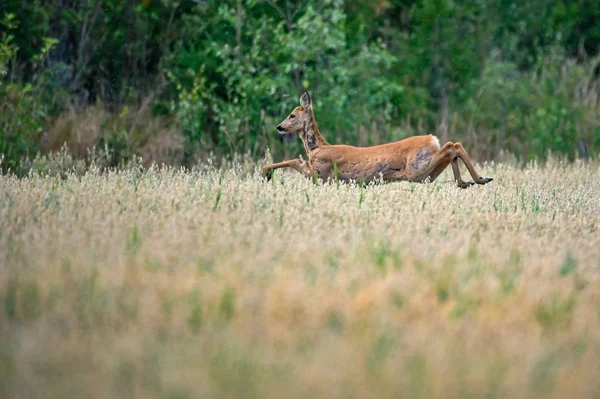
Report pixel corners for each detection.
[1,158,600,398]
[42,104,185,169]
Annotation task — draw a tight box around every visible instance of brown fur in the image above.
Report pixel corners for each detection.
[262,91,493,188]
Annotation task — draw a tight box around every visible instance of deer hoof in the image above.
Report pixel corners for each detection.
[262,168,273,181]
[477,177,493,184]
[458,181,475,189]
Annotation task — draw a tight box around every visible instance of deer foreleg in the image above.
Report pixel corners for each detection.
[262,159,314,181]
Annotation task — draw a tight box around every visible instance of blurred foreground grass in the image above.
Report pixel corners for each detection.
[1,159,600,398]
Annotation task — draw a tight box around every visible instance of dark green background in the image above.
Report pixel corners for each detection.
[1,0,599,172]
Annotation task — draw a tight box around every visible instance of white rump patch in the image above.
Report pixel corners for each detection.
[431,135,441,150]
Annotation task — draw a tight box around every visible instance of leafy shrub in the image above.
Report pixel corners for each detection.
[2,1,600,172]
[169,0,403,159]
[462,48,600,160]
[0,13,67,173]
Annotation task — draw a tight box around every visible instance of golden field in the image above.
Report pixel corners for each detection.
[1,158,599,399]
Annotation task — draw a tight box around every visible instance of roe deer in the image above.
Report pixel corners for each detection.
[262,91,493,188]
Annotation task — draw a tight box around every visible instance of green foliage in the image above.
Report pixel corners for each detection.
[404,355,431,398]
[535,295,575,331]
[464,48,600,159]
[170,0,403,157]
[187,289,203,333]
[530,350,564,394]
[326,309,345,334]
[0,13,18,77]
[4,277,17,320]
[560,250,578,277]
[2,1,600,171]
[20,280,41,320]
[209,346,263,399]
[0,12,63,172]
[366,333,395,374]
[218,287,236,322]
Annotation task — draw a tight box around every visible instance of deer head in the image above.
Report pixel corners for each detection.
[276,91,313,134]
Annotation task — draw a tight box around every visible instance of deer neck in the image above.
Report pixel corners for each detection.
[300,112,329,155]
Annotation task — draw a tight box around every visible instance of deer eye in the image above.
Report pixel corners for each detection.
[289,114,296,119]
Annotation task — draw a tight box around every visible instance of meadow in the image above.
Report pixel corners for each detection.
[1,157,600,399]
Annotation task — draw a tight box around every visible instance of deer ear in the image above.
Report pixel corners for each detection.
[300,91,312,110]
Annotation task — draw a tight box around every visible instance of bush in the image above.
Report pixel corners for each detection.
[2,1,600,172]
[169,0,403,159]
[0,13,68,173]
[462,48,600,160]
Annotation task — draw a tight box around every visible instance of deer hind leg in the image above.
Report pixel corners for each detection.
[427,156,472,187]
[453,142,493,185]
[427,142,473,188]
[262,159,314,181]
[427,156,451,183]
